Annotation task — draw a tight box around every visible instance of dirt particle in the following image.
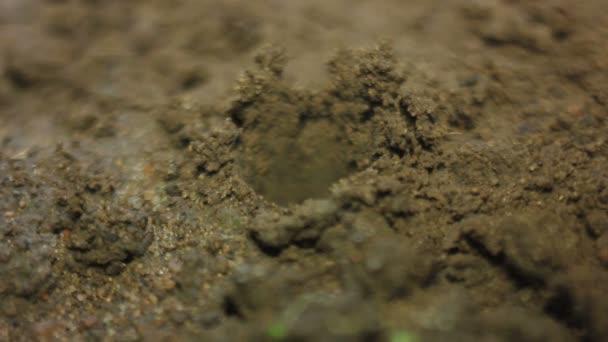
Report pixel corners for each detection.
[585,210,608,238]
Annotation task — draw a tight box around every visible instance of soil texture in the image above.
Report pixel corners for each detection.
[1,1,608,341]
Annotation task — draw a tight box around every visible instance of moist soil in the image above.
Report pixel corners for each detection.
[1,1,608,341]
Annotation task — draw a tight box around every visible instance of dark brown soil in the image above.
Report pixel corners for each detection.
[1,1,607,341]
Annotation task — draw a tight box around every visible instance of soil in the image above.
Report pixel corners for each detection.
[1,1,607,341]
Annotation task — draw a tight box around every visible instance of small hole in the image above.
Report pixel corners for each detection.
[237,116,359,206]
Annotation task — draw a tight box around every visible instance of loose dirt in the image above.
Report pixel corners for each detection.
[1,1,607,341]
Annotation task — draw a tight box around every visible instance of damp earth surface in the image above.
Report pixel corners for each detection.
[1,1,608,341]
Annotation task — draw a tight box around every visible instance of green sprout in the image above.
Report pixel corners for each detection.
[267,321,288,340]
[391,330,417,342]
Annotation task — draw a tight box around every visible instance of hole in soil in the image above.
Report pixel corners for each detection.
[237,117,358,206]
[544,288,584,330]
[222,296,244,319]
[231,45,411,206]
